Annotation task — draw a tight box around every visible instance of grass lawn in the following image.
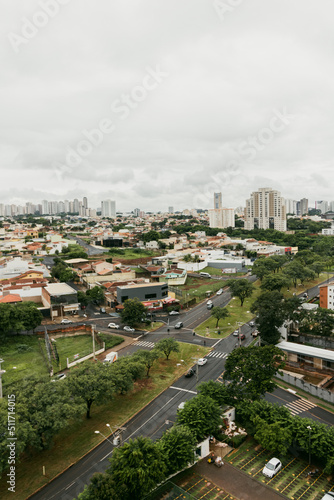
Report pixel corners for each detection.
[201,266,247,277]
[0,336,49,388]
[99,249,160,260]
[50,334,98,371]
[195,280,261,338]
[95,332,124,350]
[0,343,209,500]
[179,277,227,303]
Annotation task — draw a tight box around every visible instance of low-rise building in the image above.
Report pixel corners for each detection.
[116,282,168,304]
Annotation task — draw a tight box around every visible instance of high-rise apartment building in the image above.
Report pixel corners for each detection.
[244,187,286,231]
[83,197,88,209]
[214,192,222,209]
[316,200,328,214]
[168,206,174,214]
[284,199,297,215]
[209,208,235,229]
[101,200,116,218]
[299,198,308,216]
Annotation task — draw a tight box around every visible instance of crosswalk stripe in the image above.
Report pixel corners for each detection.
[134,341,155,348]
[285,399,316,415]
[207,351,227,359]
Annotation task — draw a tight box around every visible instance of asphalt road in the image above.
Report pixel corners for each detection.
[29,276,334,499]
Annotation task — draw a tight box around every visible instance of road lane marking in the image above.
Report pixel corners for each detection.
[65,481,76,490]
[170,386,197,394]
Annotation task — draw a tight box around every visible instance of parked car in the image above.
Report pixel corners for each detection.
[61,319,72,324]
[108,323,120,329]
[185,368,194,378]
[216,289,223,295]
[233,330,239,336]
[51,373,66,382]
[178,402,186,410]
[240,333,246,340]
[169,310,180,316]
[123,326,135,333]
[252,330,259,337]
[174,322,183,329]
[249,321,255,327]
[262,458,282,478]
[197,358,207,366]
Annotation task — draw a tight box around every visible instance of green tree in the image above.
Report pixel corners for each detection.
[177,395,222,441]
[67,362,114,418]
[86,286,105,305]
[197,380,232,406]
[109,437,166,500]
[155,338,179,360]
[251,291,285,344]
[261,274,291,292]
[228,279,255,307]
[121,298,147,327]
[210,307,229,328]
[158,425,197,476]
[282,260,310,288]
[14,376,85,450]
[77,290,89,307]
[14,302,43,332]
[132,350,159,377]
[77,473,124,500]
[223,346,286,403]
[141,230,161,243]
[253,417,293,456]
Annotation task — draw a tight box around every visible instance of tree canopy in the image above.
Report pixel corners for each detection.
[223,345,286,403]
[121,298,147,327]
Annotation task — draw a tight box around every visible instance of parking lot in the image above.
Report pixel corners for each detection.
[227,439,334,500]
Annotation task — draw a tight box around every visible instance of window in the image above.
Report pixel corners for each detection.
[145,293,157,299]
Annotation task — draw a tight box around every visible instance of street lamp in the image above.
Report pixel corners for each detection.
[94,430,114,445]
[307,425,312,465]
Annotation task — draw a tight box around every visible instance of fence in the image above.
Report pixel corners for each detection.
[276,371,334,404]
[67,343,105,368]
[290,333,334,350]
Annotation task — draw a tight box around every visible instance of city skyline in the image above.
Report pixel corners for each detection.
[1,1,334,211]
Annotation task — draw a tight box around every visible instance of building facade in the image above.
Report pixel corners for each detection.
[244,187,286,231]
[209,208,235,229]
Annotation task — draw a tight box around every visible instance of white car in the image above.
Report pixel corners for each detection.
[108,323,120,329]
[216,289,223,295]
[233,330,239,336]
[262,458,282,478]
[178,402,186,410]
[321,493,334,500]
[61,319,72,324]
[197,358,207,366]
[123,326,135,333]
[249,321,255,327]
[169,310,180,316]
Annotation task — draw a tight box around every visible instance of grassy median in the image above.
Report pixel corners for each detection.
[0,342,209,500]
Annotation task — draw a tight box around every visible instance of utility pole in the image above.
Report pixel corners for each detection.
[92,324,96,361]
[0,359,5,399]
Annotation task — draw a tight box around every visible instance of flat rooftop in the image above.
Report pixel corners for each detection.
[45,283,77,295]
[117,282,167,290]
[277,341,334,363]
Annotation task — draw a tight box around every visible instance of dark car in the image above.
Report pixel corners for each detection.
[185,368,194,378]
[240,333,246,340]
[175,322,183,329]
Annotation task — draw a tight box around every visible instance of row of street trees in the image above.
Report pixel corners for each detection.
[0,339,181,477]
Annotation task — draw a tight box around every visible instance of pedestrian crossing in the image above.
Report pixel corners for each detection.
[134,340,156,349]
[284,398,317,416]
[207,351,228,359]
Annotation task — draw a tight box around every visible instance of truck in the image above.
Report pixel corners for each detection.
[104,351,118,363]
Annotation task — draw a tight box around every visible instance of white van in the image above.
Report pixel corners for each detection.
[200,272,211,278]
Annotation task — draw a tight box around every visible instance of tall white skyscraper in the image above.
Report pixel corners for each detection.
[316,200,328,214]
[245,187,286,231]
[284,199,297,215]
[101,200,116,218]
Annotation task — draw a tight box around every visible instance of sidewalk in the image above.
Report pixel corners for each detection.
[194,459,285,500]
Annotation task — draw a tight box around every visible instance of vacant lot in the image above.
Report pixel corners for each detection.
[0,335,49,387]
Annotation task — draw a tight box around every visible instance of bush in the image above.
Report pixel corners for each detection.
[97,333,124,350]
[229,434,247,448]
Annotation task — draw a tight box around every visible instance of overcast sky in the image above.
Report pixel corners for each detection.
[1,0,334,212]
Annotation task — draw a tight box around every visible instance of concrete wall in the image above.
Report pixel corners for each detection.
[276,372,334,404]
[67,344,105,368]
